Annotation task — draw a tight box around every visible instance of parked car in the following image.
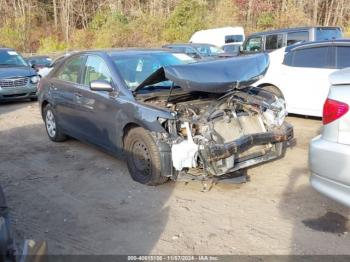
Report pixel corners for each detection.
[222,43,241,56]
[241,26,342,54]
[163,43,225,60]
[253,39,350,117]
[26,55,52,72]
[38,49,293,185]
[190,26,245,47]
[0,48,39,101]
[37,53,74,78]
[309,67,350,207]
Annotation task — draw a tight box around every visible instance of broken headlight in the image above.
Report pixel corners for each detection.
[263,97,287,127]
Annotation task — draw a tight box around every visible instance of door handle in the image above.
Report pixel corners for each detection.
[50,83,58,91]
[75,92,82,98]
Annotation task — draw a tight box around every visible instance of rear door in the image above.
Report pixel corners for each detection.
[281,46,336,116]
[265,34,284,52]
[50,55,86,135]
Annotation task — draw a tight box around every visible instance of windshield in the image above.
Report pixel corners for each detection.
[0,50,27,67]
[112,53,184,90]
[193,45,224,57]
[29,57,52,67]
[316,28,342,40]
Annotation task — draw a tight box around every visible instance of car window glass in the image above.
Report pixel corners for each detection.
[292,47,329,68]
[0,50,27,67]
[84,56,112,86]
[265,34,283,50]
[243,37,262,52]
[287,31,309,45]
[225,35,243,43]
[283,52,293,66]
[112,53,183,90]
[316,28,342,40]
[185,47,198,57]
[335,46,350,69]
[56,56,84,83]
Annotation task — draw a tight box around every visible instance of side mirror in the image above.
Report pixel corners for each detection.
[90,80,114,92]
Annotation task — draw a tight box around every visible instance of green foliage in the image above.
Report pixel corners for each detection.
[37,36,67,53]
[163,0,208,42]
[257,13,275,30]
[0,18,26,50]
[90,10,128,31]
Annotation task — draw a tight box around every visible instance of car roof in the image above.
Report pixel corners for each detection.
[286,39,350,52]
[0,48,15,52]
[248,26,341,37]
[76,48,169,57]
[27,55,50,59]
[164,43,215,47]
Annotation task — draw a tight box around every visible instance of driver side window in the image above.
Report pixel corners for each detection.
[83,56,112,86]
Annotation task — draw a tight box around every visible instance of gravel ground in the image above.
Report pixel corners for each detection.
[0,100,349,255]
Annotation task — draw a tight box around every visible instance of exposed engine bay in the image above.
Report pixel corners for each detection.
[137,87,293,180]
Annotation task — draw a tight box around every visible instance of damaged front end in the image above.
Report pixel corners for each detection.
[135,53,294,181]
[165,87,292,180]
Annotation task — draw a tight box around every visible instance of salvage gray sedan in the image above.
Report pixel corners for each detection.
[38,49,293,185]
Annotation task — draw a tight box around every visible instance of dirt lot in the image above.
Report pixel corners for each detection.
[1,101,350,255]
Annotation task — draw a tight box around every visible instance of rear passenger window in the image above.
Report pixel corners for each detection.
[55,56,85,83]
[265,34,283,50]
[292,47,330,68]
[335,46,350,69]
[287,31,309,45]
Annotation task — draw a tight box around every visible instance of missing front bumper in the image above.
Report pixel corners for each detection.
[203,122,293,162]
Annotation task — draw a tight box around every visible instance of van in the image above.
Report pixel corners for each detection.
[190,27,245,47]
[241,26,342,54]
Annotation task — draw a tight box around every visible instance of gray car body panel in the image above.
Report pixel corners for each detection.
[38,51,174,158]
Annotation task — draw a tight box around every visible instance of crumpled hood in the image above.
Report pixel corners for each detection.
[0,66,36,79]
[135,53,269,93]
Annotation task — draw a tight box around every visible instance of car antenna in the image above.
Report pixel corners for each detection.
[166,81,175,105]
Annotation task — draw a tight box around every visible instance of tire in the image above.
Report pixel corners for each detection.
[261,85,284,99]
[124,127,168,186]
[43,104,67,142]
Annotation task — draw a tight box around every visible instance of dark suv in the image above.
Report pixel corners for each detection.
[241,26,342,54]
[0,48,39,101]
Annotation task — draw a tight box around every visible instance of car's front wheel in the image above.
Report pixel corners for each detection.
[43,104,67,142]
[124,127,168,186]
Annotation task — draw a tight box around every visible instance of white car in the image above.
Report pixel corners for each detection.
[253,40,350,117]
[309,67,350,207]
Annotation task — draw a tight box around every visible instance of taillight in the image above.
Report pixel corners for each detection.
[323,98,349,125]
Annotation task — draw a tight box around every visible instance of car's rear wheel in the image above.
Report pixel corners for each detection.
[43,104,67,142]
[261,85,284,99]
[124,127,168,186]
